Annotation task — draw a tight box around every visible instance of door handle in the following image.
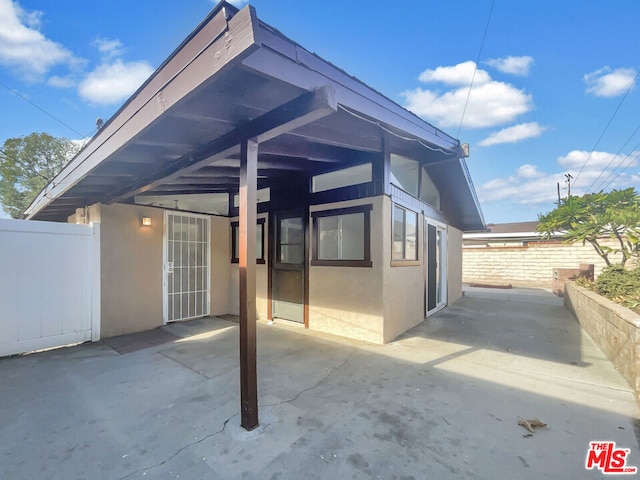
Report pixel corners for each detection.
[167,262,174,274]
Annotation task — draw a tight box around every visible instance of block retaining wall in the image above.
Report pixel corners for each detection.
[565,282,640,404]
[463,240,616,289]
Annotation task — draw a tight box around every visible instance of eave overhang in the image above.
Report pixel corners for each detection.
[25,1,484,231]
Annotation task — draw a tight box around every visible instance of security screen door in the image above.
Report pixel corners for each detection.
[163,212,210,323]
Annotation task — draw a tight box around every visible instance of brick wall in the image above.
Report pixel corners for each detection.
[462,240,620,289]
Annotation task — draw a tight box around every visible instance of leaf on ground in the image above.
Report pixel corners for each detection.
[518,418,547,433]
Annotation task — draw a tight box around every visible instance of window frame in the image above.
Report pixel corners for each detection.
[391,203,420,266]
[231,217,266,264]
[311,204,373,267]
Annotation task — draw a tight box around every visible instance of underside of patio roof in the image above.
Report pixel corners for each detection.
[25,1,484,231]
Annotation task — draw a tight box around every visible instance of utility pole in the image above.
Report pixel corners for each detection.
[564,173,573,198]
[557,182,561,204]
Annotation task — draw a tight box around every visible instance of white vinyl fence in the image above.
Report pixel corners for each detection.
[0,219,100,357]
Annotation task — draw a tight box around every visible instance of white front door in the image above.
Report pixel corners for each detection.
[426,220,447,316]
[163,211,211,323]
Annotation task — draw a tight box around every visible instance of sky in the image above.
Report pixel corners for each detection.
[0,0,639,225]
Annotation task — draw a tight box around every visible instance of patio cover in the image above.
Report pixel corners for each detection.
[24,1,484,232]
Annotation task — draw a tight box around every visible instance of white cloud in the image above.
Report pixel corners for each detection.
[557,150,627,169]
[485,56,534,76]
[418,61,491,86]
[78,60,154,106]
[477,150,640,211]
[93,38,124,59]
[402,62,533,129]
[584,67,637,97]
[0,0,76,80]
[478,122,547,147]
[517,164,541,178]
[222,0,248,6]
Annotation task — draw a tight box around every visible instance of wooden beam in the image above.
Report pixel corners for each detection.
[238,139,259,431]
[106,85,337,204]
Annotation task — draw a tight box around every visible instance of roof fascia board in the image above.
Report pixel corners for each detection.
[107,85,338,202]
[243,26,458,153]
[458,158,486,230]
[25,5,261,219]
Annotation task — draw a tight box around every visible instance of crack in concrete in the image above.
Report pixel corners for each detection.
[118,351,353,479]
[262,351,355,408]
[118,416,234,480]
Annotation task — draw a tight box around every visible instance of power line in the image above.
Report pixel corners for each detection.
[572,69,639,188]
[0,80,85,138]
[456,0,496,138]
[587,123,640,193]
[598,141,640,192]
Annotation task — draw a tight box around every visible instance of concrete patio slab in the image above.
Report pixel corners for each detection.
[1,287,638,479]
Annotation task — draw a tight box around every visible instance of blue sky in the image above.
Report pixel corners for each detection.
[1,0,639,224]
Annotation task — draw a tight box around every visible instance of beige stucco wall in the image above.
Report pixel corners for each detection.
[97,203,164,337]
[72,203,232,338]
[447,226,463,304]
[309,197,385,344]
[463,240,618,289]
[210,216,231,316]
[227,213,269,320]
[382,196,425,343]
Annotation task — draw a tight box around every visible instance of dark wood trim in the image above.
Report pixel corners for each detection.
[267,212,274,320]
[107,85,337,204]
[231,218,266,264]
[238,139,258,431]
[390,260,421,267]
[304,206,310,329]
[310,204,373,268]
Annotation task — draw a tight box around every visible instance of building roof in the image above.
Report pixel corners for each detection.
[486,221,540,234]
[25,2,485,231]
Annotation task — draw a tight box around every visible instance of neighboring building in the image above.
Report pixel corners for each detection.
[25,2,484,344]
[462,221,554,247]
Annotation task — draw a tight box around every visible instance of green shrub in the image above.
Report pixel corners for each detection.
[593,265,640,311]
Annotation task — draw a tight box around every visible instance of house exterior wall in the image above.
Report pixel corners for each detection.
[462,240,619,289]
[447,226,463,304]
[382,196,425,343]
[227,213,269,320]
[97,203,164,337]
[210,215,231,316]
[72,203,232,338]
[309,197,385,344]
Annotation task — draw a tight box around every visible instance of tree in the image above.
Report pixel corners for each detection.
[0,133,80,218]
[537,188,640,266]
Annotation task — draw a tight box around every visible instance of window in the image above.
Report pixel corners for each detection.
[231,218,265,264]
[312,163,372,193]
[393,204,419,262]
[420,166,440,209]
[311,205,372,267]
[390,154,419,197]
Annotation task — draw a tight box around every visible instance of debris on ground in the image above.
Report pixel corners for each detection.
[518,418,547,434]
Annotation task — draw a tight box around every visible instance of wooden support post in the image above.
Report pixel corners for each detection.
[239,139,259,431]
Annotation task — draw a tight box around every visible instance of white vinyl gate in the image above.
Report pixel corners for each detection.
[0,219,100,357]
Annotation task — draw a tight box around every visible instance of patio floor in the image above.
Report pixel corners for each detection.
[1,287,638,479]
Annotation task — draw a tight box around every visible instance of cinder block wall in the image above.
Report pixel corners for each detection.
[462,240,618,289]
[565,282,640,404]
